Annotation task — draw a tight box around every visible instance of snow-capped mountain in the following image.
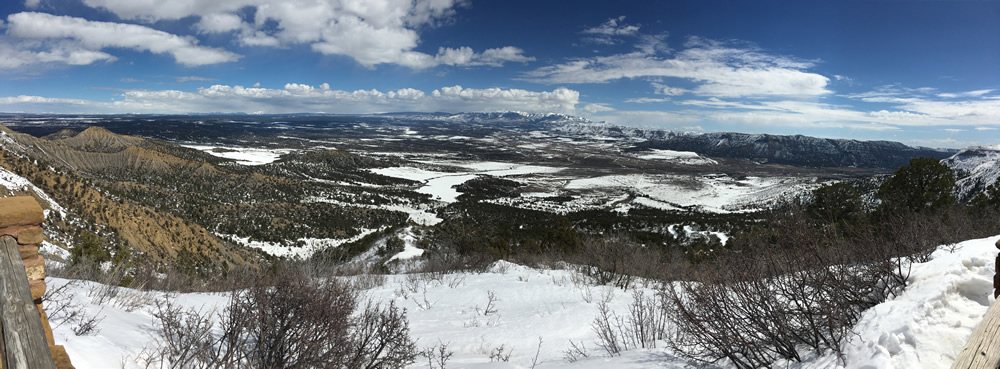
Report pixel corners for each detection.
[943,145,1000,201]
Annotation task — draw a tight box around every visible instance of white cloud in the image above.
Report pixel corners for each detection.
[975,127,997,131]
[176,76,216,83]
[625,97,670,103]
[5,12,240,67]
[74,0,528,69]
[195,13,244,33]
[0,38,116,68]
[666,98,933,131]
[943,128,964,132]
[582,103,614,113]
[936,89,994,99]
[582,16,640,36]
[522,37,830,98]
[581,16,641,45]
[431,46,534,68]
[0,84,581,115]
[652,82,688,96]
[846,86,1000,127]
[2,95,91,105]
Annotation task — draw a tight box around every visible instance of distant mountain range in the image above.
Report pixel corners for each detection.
[386,112,957,169]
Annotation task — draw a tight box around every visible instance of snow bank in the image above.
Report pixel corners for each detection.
[816,236,999,369]
[47,236,1000,368]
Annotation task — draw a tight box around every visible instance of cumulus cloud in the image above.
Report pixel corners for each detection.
[74,0,529,69]
[0,38,115,68]
[0,84,580,115]
[522,36,830,98]
[195,13,244,33]
[5,12,240,67]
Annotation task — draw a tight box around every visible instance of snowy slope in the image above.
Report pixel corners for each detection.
[49,236,1000,368]
[807,235,998,368]
[0,165,68,218]
[943,145,1000,201]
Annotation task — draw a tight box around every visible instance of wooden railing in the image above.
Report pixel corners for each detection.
[0,196,72,369]
[951,239,1000,369]
[1,235,56,369]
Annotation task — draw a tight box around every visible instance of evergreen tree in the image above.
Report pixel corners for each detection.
[876,157,957,214]
[69,231,110,265]
[808,182,864,232]
[970,176,1000,211]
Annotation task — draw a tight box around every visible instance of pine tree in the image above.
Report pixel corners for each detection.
[876,157,957,214]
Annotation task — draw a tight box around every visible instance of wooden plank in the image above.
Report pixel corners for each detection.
[952,300,1000,369]
[0,235,56,369]
[1,311,6,369]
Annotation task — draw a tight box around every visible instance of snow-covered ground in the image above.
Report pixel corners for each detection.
[565,174,818,213]
[219,228,383,259]
[48,235,1000,368]
[180,144,294,165]
[372,162,565,203]
[0,165,68,218]
[629,149,718,166]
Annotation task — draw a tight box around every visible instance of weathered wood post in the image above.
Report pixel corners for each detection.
[0,196,73,369]
[950,239,1000,369]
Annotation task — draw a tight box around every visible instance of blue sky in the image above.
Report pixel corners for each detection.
[0,0,998,148]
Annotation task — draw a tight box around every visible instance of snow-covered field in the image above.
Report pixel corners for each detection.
[372,161,565,203]
[219,228,383,259]
[180,144,294,165]
[49,235,999,368]
[629,149,718,166]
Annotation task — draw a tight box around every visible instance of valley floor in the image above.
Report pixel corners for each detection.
[48,235,999,369]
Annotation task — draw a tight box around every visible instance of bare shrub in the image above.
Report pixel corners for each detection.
[591,290,668,357]
[142,265,417,369]
[444,273,466,288]
[479,290,499,316]
[571,234,668,290]
[235,268,356,368]
[663,218,904,368]
[488,344,512,362]
[143,298,226,368]
[349,271,388,291]
[43,279,106,336]
[343,300,418,369]
[42,280,83,329]
[70,307,104,336]
[412,289,437,310]
[422,341,454,369]
[529,337,543,369]
[563,340,590,363]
